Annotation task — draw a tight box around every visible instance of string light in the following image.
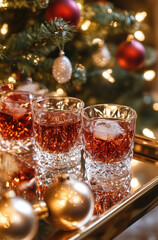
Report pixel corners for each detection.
[102,69,115,83]
[153,103,158,111]
[143,70,156,81]
[81,20,91,31]
[134,30,145,41]
[8,75,16,83]
[77,3,82,10]
[92,38,103,45]
[56,88,65,96]
[142,128,156,139]
[1,23,8,35]
[135,11,147,22]
[0,0,8,7]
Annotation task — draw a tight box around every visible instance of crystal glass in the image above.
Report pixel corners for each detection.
[0,90,34,154]
[32,96,84,197]
[81,104,136,213]
[0,83,15,96]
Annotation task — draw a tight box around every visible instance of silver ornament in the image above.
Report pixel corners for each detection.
[92,44,111,67]
[44,175,94,231]
[52,51,72,84]
[0,191,38,240]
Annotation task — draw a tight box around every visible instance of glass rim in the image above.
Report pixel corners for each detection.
[1,90,34,102]
[32,96,85,111]
[81,103,137,121]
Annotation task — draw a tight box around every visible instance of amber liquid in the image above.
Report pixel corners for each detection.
[93,188,130,215]
[83,120,134,163]
[34,112,81,153]
[0,93,32,140]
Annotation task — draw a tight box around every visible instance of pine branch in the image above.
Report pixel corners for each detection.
[0,44,6,59]
[5,18,74,56]
[0,0,49,10]
[83,3,138,34]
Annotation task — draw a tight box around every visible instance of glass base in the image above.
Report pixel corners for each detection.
[33,145,83,199]
[91,173,131,215]
[85,154,131,182]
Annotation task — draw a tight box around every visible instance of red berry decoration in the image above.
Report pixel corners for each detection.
[45,0,81,27]
[116,37,146,71]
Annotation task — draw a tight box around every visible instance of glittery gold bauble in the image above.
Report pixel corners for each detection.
[52,51,72,84]
[0,191,38,240]
[44,175,94,231]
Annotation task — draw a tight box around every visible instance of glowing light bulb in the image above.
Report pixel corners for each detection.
[134,31,145,41]
[153,103,158,111]
[77,3,82,10]
[143,70,156,81]
[92,38,103,45]
[142,128,156,139]
[56,88,65,96]
[1,23,8,35]
[8,76,16,83]
[81,20,91,31]
[135,11,147,22]
[102,69,115,83]
[0,0,8,7]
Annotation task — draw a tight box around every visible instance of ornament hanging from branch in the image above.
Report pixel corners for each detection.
[116,35,146,71]
[92,41,111,67]
[45,0,81,27]
[52,50,72,84]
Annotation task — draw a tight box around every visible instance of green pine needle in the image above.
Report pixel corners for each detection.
[5,18,74,55]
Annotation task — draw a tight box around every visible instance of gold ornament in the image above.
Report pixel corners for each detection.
[44,175,94,231]
[0,191,38,240]
[52,51,72,84]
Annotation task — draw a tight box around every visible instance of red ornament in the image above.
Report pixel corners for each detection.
[116,38,146,71]
[45,0,81,27]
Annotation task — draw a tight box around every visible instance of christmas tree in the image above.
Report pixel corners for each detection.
[0,0,157,136]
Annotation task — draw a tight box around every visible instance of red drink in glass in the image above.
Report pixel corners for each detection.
[32,96,84,198]
[82,104,136,214]
[0,91,33,153]
[34,112,81,153]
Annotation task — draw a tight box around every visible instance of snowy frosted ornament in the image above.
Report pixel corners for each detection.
[92,43,111,67]
[52,51,72,84]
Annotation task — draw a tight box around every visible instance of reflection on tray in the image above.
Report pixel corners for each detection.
[33,156,158,240]
[0,134,157,240]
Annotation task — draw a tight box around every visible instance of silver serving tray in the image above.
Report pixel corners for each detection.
[34,134,158,240]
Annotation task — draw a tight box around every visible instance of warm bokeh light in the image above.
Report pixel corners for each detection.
[56,88,65,96]
[0,0,8,7]
[102,69,115,83]
[142,128,156,139]
[134,31,145,41]
[77,3,82,10]
[92,38,103,45]
[8,76,16,83]
[1,23,8,35]
[153,103,158,111]
[81,20,91,31]
[143,70,156,81]
[135,11,147,22]
[131,177,141,189]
